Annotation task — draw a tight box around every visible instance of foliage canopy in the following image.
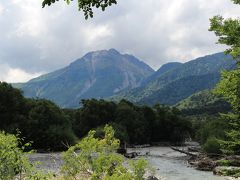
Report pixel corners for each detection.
[210,0,240,154]
[0,131,52,179]
[42,0,117,19]
[209,0,240,60]
[0,82,191,151]
[0,82,76,151]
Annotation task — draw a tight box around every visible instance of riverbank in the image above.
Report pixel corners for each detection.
[188,153,240,179]
[29,146,237,180]
[128,146,226,180]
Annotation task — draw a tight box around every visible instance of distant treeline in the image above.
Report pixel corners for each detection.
[0,82,192,151]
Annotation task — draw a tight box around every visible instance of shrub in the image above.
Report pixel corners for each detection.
[61,125,153,180]
[0,131,52,179]
[216,167,240,178]
[203,136,222,154]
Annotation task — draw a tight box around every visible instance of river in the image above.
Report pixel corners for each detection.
[128,146,226,180]
[29,147,228,180]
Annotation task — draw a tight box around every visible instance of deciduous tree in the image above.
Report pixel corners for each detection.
[42,0,117,19]
[210,0,240,154]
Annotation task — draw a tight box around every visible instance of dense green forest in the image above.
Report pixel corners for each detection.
[0,81,237,155]
[0,82,192,151]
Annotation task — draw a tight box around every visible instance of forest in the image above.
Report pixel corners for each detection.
[0,82,192,151]
[1,80,235,156]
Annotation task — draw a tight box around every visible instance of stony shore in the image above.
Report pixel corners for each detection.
[29,146,240,180]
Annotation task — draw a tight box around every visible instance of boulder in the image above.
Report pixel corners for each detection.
[196,157,217,171]
[147,176,159,180]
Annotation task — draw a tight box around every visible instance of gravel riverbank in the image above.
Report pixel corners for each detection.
[29,147,234,180]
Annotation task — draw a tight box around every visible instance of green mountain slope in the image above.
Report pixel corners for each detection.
[175,90,231,116]
[114,52,236,105]
[139,73,220,105]
[16,49,154,108]
[141,62,183,85]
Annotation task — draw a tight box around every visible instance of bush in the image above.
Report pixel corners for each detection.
[203,136,222,154]
[61,125,153,180]
[217,160,232,166]
[215,167,240,178]
[0,131,52,179]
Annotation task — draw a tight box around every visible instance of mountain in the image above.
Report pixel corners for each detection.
[15,51,237,108]
[139,73,220,105]
[16,49,154,108]
[113,52,236,105]
[141,62,182,85]
[175,90,231,116]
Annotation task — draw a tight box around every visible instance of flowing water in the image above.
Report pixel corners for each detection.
[128,147,226,180]
[29,147,229,180]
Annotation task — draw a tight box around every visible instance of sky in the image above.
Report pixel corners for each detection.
[0,0,239,83]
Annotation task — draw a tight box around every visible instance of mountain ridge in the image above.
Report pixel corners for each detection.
[14,50,237,108]
[112,52,236,105]
[16,49,154,108]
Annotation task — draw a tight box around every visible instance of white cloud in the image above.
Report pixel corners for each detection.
[0,64,43,83]
[0,3,4,15]
[0,0,239,77]
[10,1,46,37]
[83,24,113,45]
